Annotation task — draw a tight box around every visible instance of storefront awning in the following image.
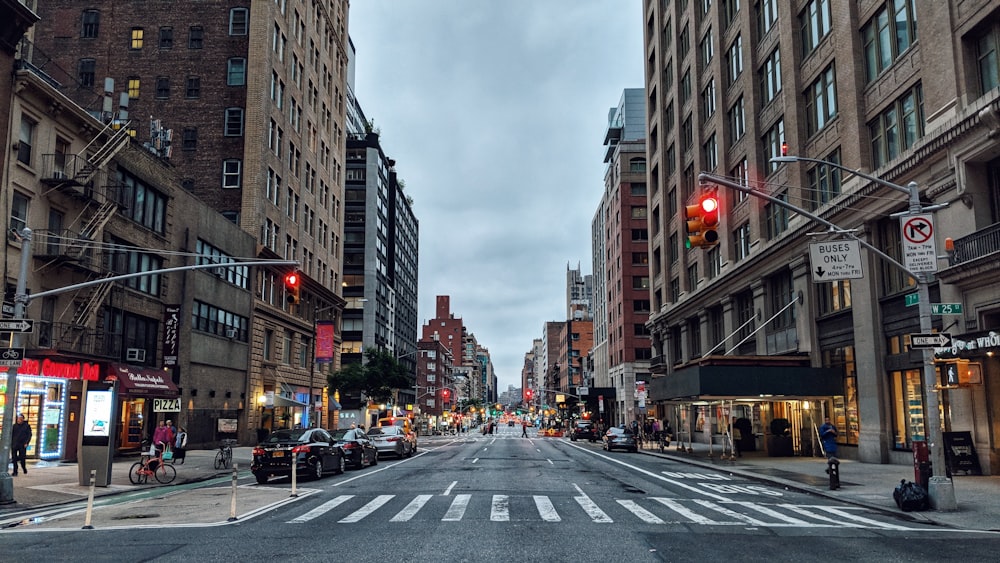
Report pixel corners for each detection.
[108,363,180,397]
[650,363,843,402]
[272,394,308,408]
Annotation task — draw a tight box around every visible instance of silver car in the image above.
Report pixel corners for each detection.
[367,425,414,459]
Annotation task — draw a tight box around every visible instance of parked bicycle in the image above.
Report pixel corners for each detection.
[215,438,237,469]
[129,445,177,485]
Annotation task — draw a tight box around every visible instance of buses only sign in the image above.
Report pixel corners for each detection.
[809,240,863,282]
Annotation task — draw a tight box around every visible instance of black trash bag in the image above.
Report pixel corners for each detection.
[893,479,929,512]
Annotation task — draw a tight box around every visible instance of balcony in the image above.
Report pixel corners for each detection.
[938,222,1000,287]
[30,321,122,360]
[31,229,100,270]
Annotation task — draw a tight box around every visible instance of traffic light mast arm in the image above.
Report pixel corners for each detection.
[697,172,915,278]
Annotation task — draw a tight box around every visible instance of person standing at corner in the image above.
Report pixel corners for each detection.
[151,420,171,456]
[11,414,31,476]
[819,416,838,459]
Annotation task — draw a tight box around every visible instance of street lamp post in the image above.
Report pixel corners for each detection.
[309,304,338,429]
[704,156,956,510]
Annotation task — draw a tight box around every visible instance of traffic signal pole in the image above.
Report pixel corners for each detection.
[0,229,297,505]
[700,163,956,511]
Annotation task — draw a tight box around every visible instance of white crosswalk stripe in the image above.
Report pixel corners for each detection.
[285,493,911,530]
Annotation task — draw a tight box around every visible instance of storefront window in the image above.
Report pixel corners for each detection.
[891,369,924,449]
[0,375,67,460]
[824,346,858,446]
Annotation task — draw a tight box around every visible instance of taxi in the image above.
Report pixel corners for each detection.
[376,416,418,453]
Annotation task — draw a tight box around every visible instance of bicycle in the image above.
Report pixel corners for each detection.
[214,438,237,469]
[129,445,177,485]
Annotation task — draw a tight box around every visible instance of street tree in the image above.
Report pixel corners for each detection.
[327,347,411,406]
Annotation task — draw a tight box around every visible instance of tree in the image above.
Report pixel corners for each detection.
[327,347,411,406]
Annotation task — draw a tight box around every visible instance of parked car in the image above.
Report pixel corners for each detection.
[251,428,346,484]
[377,417,418,453]
[603,426,638,452]
[331,427,379,469]
[570,420,598,442]
[368,425,414,459]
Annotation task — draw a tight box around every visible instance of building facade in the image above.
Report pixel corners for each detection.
[642,0,1000,472]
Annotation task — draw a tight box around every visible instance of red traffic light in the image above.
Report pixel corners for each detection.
[781,141,789,156]
[442,389,450,400]
[284,271,301,304]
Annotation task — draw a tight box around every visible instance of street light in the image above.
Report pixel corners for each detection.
[767,155,956,510]
[309,303,338,429]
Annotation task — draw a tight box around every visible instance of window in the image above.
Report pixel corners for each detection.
[680,69,691,105]
[700,28,714,68]
[758,0,778,36]
[726,35,743,86]
[195,239,250,289]
[735,289,754,350]
[82,10,100,39]
[686,263,699,292]
[707,246,721,279]
[722,0,741,28]
[127,77,140,99]
[767,270,795,331]
[633,276,650,289]
[130,28,144,50]
[78,58,96,87]
[189,26,203,49]
[632,229,649,242]
[631,206,648,219]
[159,27,173,49]
[17,116,34,165]
[862,0,918,82]
[731,157,749,203]
[806,64,837,135]
[702,78,716,119]
[9,192,29,234]
[688,316,702,357]
[818,280,852,315]
[806,148,842,210]
[224,108,244,136]
[229,8,249,35]
[761,46,781,104]
[182,127,197,151]
[762,118,785,174]
[734,222,751,261]
[682,115,692,150]
[155,77,170,99]
[800,0,832,57]
[765,191,790,239]
[669,232,679,264]
[869,84,923,168]
[702,133,718,171]
[222,159,242,189]
[227,58,246,86]
[104,236,163,296]
[192,300,249,341]
[728,96,745,145]
[975,26,999,95]
[679,23,690,60]
[114,170,167,234]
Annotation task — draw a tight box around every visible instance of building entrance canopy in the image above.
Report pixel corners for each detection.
[650,359,842,402]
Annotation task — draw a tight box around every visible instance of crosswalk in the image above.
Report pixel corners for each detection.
[284,492,911,530]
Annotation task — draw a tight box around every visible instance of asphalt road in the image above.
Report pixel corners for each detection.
[3,425,997,562]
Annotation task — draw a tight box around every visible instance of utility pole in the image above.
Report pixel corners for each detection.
[0,243,298,505]
[701,156,956,511]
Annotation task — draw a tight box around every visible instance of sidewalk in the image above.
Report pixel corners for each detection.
[637,439,1000,531]
[1,446,255,513]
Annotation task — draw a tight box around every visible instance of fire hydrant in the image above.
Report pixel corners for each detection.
[826,457,841,490]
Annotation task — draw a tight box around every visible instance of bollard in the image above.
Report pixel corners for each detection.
[82,469,97,529]
[228,463,239,522]
[826,457,841,490]
[290,455,298,498]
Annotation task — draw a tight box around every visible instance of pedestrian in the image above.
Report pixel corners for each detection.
[731,424,742,457]
[11,414,31,476]
[819,416,838,459]
[173,426,189,464]
[165,419,176,447]
[521,420,528,438]
[151,420,171,457]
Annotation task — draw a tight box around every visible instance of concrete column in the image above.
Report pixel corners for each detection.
[852,227,890,464]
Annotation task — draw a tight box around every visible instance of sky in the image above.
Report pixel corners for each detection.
[347,1,644,391]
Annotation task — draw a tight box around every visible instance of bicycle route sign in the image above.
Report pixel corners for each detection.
[0,347,25,367]
[153,397,181,412]
[900,214,937,273]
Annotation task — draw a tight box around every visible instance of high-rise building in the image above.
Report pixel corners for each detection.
[591,88,650,426]
[642,0,1000,472]
[30,1,349,431]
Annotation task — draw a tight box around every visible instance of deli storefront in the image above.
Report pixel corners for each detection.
[0,359,179,461]
[106,363,180,453]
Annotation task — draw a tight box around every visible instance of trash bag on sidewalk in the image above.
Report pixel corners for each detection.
[893,479,929,512]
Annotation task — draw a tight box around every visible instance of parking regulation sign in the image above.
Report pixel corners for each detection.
[809,240,864,282]
[900,214,937,273]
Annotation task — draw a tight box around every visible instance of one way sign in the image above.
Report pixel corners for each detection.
[910,332,952,348]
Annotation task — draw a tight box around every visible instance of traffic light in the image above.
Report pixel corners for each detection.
[284,271,301,304]
[684,193,720,249]
[525,389,533,401]
[441,389,450,402]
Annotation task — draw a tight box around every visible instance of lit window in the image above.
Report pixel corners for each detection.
[130,28,144,50]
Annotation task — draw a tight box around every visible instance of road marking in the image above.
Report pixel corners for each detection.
[339,495,393,523]
[730,501,815,526]
[810,505,911,530]
[571,485,612,523]
[780,504,867,528]
[442,494,471,521]
[443,481,457,496]
[491,495,510,521]
[694,499,768,526]
[617,500,665,524]
[391,494,432,522]
[651,497,725,525]
[534,495,561,522]
[287,494,352,523]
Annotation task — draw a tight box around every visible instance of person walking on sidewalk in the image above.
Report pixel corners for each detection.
[521,419,528,438]
[11,414,31,475]
[819,417,838,459]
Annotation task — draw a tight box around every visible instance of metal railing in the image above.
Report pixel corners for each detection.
[948,222,1000,266]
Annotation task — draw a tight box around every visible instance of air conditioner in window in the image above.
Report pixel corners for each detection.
[126,348,146,362]
[225,328,238,339]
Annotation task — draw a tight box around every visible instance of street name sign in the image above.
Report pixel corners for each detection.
[900,214,937,273]
[931,303,963,315]
[809,240,864,282]
[0,319,33,332]
[905,293,919,307]
[0,347,25,366]
[910,332,952,348]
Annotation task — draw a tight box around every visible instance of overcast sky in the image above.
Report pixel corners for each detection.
[348,1,644,391]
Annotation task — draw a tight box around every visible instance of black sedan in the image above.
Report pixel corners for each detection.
[569,420,598,442]
[603,426,638,452]
[251,428,346,484]
[331,428,379,469]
